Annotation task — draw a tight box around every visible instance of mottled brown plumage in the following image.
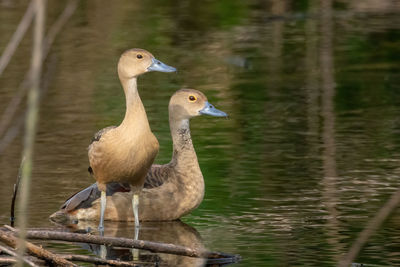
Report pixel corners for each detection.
[50,89,226,223]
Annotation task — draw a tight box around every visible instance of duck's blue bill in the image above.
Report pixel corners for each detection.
[147,57,176,72]
[199,101,227,117]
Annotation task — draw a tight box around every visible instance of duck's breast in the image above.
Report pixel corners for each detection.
[89,129,159,186]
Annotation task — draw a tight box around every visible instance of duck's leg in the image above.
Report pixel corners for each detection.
[131,193,140,261]
[98,190,106,234]
[100,244,107,259]
[132,193,140,229]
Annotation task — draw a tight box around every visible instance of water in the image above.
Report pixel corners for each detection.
[1,0,400,266]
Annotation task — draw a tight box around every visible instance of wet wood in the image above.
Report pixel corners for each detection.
[5,225,229,259]
[0,256,46,266]
[10,159,23,227]
[60,254,146,266]
[0,244,40,267]
[1,225,240,264]
[0,257,18,265]
[23,229,220,258]
[0,229,77,267]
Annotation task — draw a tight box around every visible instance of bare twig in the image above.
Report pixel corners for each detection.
[0,257,19,264]
[42,0,79,57]
[16,0,45,265]
[10,158,24,227]
[338,188,400,267]
[0,1,35,77]
[60,254,144,266]
[0,115,23,155]
[0,257,46,265]
[0,229,77,267]
[0,51,57,156]
[0,0,79,145]
[0,244,40,267]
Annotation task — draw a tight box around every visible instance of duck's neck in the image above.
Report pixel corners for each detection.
[169,118,199,167]
[168,117,204,214]
[119,77,150,132]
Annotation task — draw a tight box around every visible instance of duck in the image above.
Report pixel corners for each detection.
[50,89,227,223]
[87,48,176,231]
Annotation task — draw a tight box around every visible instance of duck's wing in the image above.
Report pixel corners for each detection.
[91,126,117,143]
[61,182,131,212]
[88,126,117,175]
[144,164,170,189]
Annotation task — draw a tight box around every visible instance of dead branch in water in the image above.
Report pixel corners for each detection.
[0,0,79,148]
[0,1,35,77]
[25,230,221,258]
[0,257,46,266]
[59,254,146,266]
[1,227,147,266]
[16,1,46,265]
[10,158,24,227]
[3,225,237,260]
[0,244,40,267]
[0,228,76,267]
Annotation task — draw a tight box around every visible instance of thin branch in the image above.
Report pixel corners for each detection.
[10,158,24,227]
[0,0,79,143]
[0,50,57,157]
[8,54,57,225]
[0,244,40,267]
[0,115,24,155]
[60,254,145,266]
[0,257,19,265]
[0,1,35,77]
[0,229,77,267]
[338,188,400,267]
[42,0,79,57]
[16,0,46,265]
[0,257,46,265]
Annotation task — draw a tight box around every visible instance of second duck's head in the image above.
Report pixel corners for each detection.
[169,89,227,121]
[118,48,176,79]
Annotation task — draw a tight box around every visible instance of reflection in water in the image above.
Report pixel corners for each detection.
[320,0,343,262]
[60,220,206,267]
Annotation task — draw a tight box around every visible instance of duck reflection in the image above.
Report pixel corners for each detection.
[64,220,206,267]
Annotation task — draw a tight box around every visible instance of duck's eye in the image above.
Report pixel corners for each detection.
[137,54,143,59]
[188,95,197,102]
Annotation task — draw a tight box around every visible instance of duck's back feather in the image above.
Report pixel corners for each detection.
[143,164,170,188]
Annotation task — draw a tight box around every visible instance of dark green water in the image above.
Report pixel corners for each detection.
[1,0,400,266]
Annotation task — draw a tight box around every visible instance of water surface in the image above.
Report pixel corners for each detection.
[0,0,400,266]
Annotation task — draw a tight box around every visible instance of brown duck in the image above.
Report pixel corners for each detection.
[87,48,175,231]
[50,89,227,223]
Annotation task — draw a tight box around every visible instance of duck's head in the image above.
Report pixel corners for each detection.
[169,89,227,121]
[118,48,176,79]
